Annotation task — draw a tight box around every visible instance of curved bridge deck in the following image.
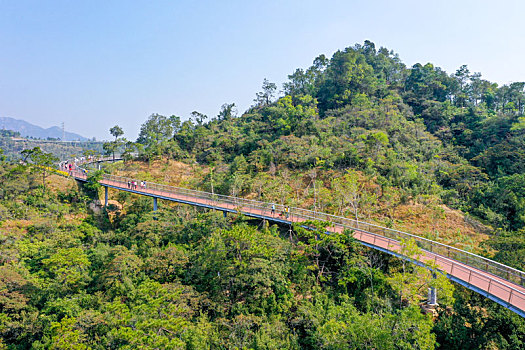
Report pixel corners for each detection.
[70,169,525,317]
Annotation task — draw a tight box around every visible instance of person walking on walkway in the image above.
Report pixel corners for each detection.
[271,204,275,216]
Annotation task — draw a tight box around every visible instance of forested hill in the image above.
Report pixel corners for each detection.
[132,40,525,241]
[3,41,525,349]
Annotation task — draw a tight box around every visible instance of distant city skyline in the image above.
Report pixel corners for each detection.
[1,0,524,141]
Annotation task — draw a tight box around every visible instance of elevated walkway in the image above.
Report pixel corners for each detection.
[69,169,525,317]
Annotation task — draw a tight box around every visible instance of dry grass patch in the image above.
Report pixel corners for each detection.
[112,160,197,187]
[46,173,78,193]
[105,160,494,255]
[379,203,493,255]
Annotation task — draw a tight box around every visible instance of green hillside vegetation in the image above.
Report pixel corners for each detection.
[1,162,521,350]
[3,40,525,348]
[109,157,492,256]
[120,41,525,261]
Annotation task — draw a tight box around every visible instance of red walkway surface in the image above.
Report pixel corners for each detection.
[70,169,525,317]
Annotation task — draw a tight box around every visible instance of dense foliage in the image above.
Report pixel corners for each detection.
[4,40,525,348]
[128,41,525,237]
[0,162,445,349]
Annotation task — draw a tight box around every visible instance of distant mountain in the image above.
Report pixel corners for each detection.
[0,117,88,141]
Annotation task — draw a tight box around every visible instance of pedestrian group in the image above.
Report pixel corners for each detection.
[127,180,147,190]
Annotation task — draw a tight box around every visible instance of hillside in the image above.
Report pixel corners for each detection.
[107,159,492,255]
[3,41,525,349]
[120,42,525,257]
[104,42,525,257]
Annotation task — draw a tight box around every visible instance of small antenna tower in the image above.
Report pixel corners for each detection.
[61,122,65,141]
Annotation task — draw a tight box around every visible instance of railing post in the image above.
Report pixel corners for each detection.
[427,271,438,306]
[428,286,438,306]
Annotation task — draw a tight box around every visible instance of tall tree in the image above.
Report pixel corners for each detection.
[217,103,237,120]
[21,147,59,195]
[136,114,176,160]
[106,125,125,160]
[190,111,208,126]
[109,125,124,141]
[254,79,277,107]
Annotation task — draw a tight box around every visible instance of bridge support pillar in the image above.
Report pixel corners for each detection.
[153,197,158,211]
[223,211,227,218]
[104,186,108,207]
[97,163,101,170]
[428,287,438,306]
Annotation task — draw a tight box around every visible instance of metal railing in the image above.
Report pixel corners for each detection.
[68,168,525,313]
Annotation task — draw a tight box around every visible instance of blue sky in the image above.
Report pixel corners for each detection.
[1,0,524,140]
